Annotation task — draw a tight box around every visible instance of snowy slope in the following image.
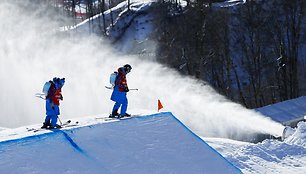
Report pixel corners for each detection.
[70,0,155,41]
[69,0,247,53]
[69,0,156,54]
[255,96,306,126]
[0,112,241,174]
[205,121,306,174]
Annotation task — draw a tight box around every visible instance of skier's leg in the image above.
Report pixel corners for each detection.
[120,96,128,116]
[49,115,57,128]
[41,115,51,128]
[50,105,59,128]
[42,99,53,128]
[112,102,121,115]
[44,115,51,124]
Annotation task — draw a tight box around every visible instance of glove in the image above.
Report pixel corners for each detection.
[124,87,129,92]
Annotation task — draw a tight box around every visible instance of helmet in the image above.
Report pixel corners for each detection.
[59,78,65,87]
[53,77,59,83]
[53,77,65,88]
[124,64,132,73]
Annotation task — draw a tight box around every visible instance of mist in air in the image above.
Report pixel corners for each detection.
[0,1,284,140]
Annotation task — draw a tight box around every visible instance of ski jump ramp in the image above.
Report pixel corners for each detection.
[0,112,241,174]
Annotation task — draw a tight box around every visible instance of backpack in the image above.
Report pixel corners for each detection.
[109,72,118,87]
[42,80,56,99]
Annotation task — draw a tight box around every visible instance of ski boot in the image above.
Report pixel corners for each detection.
[109,110,119,118]
[41,121,51,129]
[119,113,131,118]
[48,124,62,129]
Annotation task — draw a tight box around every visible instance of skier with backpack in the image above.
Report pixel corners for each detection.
[109,64,132,118]
[41,77,65,129]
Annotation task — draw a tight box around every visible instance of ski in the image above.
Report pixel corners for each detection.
[96,115,134,121]
[61,120,80,127]
[27,120,79,133]
[26,127,42,132]
[61,120,72,126]
[26,127,48,133]
[61,121,79,128]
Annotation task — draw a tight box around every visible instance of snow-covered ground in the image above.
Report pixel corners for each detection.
[0,112,305,174]
[205,121,306,174]
[0,113,242,174]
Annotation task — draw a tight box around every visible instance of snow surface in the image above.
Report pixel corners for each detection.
[213,0,246,8]
[1,112,305,174]
[205,121,306,174]
[0,112,241,174]
[69,0,156,53]
[256,96,306,125]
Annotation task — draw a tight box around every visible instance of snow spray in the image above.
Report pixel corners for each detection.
[0,1,284,142]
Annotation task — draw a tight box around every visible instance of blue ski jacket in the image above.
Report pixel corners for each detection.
[111,67,128,102]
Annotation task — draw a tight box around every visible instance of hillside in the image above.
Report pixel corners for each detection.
[71,0,306,109]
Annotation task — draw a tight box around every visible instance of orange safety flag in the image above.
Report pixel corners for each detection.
[158,99,164,112]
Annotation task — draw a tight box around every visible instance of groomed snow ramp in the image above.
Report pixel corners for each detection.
[0,112,242,174]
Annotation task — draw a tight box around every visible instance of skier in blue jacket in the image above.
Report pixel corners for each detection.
[41,77,65,129]
[110,64,132,118]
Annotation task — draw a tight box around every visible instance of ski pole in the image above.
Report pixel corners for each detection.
[58,116,63,125]
[35,93,46,100]
[129,88,138,91]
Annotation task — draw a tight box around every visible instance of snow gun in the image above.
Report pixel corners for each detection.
[281,126,295,141]
[254,125,296,143]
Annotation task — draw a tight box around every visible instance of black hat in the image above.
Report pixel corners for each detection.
[124,64,132,73]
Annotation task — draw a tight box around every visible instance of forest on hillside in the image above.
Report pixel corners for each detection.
[154,0,306,108]
[42,0,306,108]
